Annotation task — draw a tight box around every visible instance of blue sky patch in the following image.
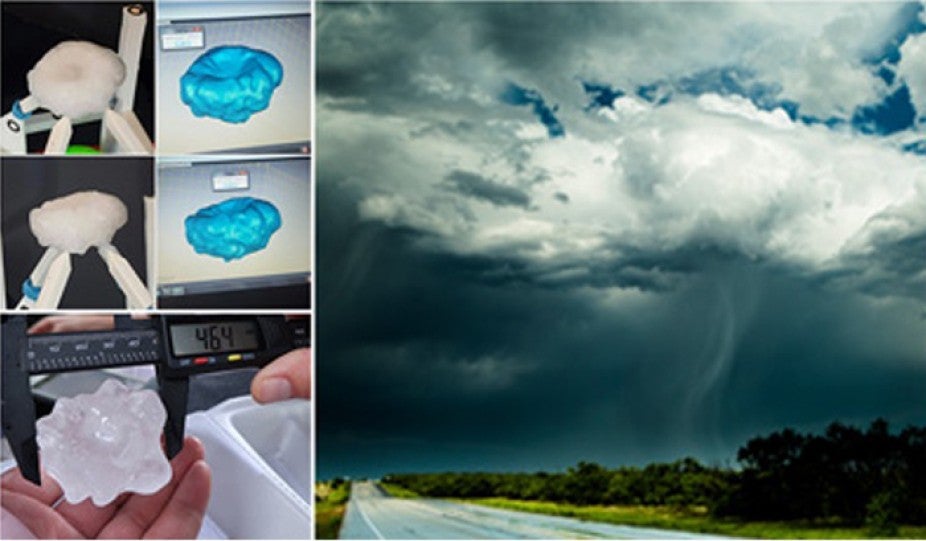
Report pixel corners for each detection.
[852,84,917,135]
[500,83,565,137]
[582,82,625,110]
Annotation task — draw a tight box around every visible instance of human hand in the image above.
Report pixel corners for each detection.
[250,347,311,403]
[0,436,211,539]
[28,315,116,335]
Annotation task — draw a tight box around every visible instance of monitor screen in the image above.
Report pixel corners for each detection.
[157,156,311,301]
[156,3,311,154]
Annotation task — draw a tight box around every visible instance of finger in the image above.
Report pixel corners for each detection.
[54,492,129,538]
[251,347,311,403]
[0,489,80,539]
[28,315,115,335]
[96,436,205,539]
[142,460,211,539]
[1,466,63,505]
[2,505,42,539]
[27,316,65,335]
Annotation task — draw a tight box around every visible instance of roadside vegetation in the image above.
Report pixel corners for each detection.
[379,481,421,499]
[382,420,926,539]
[315,478,351,539]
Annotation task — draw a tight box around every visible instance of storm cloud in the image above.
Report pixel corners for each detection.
[316,2,926,479]
[444,170,532,209]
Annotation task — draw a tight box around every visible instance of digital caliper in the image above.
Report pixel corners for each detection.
[1,314,310,485]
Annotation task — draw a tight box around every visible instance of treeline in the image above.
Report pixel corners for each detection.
[719,420,926,525]
[384,420,926,528]
[386,458,733,507]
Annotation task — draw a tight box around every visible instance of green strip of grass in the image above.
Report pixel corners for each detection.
[378,482,421,499]
[461,498,926,539]
[315,482,351,539]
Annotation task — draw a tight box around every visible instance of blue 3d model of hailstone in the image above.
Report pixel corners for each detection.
[180,45,284,123]
[185,197,282,262]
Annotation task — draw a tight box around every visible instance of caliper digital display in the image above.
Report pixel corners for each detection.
[168,321,260,356]
[160,315,307,374]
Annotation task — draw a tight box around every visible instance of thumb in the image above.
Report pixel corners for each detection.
[251,348,311,403]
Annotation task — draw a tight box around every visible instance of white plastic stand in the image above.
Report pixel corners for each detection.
[101,4,148,152]
[16,244,153,310]
[98,244,152,309]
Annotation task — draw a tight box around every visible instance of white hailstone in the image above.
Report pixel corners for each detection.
[36,379,171,506]
[27,40,126,119]
[29,191,128,255]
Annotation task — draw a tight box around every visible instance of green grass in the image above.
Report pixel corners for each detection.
[459,498,926,539]
[315,482,351,539]
[378,482,421,499]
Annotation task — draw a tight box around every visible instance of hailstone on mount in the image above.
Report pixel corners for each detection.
[29,191,128,255]
[27,41,126,119]
[36,379,171,506]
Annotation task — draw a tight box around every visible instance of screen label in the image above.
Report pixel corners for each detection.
[161,26,206,51]
[169,321,259,356]
[212,170,250,191]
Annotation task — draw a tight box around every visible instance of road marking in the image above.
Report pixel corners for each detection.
[354,493,386,539]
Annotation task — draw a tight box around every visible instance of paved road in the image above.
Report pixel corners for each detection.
[339,481,728,539]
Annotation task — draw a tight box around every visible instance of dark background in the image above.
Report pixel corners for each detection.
[2,158,153,308]
[158,285,312,310]
[1,2,155,152]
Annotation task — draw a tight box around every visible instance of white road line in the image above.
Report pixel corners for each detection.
[354,496,386,539]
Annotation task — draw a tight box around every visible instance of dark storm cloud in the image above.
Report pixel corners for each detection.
[315,3,737,117]
[316,2,926,480]
[317,167,926,480]
[315,3,445,105]
[444,170,532,209]
[409,120,477,140]
[834,231,926,299]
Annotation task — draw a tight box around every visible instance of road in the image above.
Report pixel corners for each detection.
[339,481,728,539]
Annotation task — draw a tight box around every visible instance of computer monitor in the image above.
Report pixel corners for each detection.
[157,156,311,308]
[156,1,311,154]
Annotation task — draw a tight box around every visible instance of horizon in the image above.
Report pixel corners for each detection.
[317,416,922,480]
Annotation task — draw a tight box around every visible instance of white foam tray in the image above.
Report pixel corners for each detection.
[189,396,312,539]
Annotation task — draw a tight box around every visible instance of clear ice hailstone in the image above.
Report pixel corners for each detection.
[36,379,172,506]
[29,190,128,255]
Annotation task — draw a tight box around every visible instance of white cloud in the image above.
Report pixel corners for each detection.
[898,30,926,121]
[345,94,923,294]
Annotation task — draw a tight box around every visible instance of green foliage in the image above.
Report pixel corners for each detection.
[866,492,900,537]
[384,457,733,508]
[315,480,351,539]
[720,420,926,525]
[379,482,421,498]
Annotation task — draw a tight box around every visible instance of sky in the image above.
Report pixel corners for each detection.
[316,2,926,480]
